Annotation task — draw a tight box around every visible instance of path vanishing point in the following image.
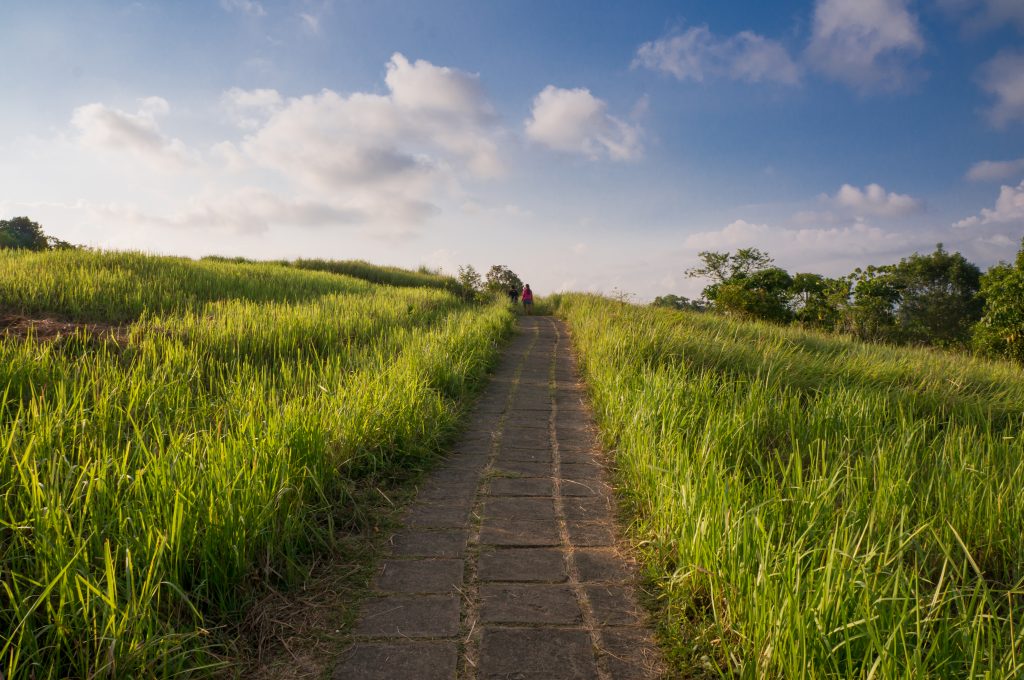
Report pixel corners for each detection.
[334,317,666,680]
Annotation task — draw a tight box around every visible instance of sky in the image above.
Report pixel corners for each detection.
[1,0,1023,300]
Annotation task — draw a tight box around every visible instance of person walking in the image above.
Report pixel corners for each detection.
[508,287,519,304]
[521,284,533,315]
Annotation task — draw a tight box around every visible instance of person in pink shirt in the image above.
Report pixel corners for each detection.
[521,284,533,314]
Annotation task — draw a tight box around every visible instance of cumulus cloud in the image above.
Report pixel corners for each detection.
[954,179,1024,227]
[806,0,925,91]
[978,51,1024,127]
[71,97,196,169]
[966,157,1024,181]
[221,0,265,17]
[938,0,1024,33]
[830,183,921,216]
[221,87,283,130]
[242,53,500,185]
[230,53,502,224]
[524,86,642,161]
[634,26,801,85]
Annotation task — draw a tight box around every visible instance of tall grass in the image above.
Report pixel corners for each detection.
[556,294,1024,678]
[290,258,457,291]
[0,251,514,678]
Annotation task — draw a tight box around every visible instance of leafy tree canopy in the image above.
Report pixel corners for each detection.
[684,248,774,285]
[0,216,76,251]
[484,265,523,295]
[974,238,1024,363]
[651,294,707,311]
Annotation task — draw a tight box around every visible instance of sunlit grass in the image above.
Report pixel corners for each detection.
[0,250,514,678]
[555,294,1024,678]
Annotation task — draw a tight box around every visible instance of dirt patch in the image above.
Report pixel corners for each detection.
[0,314,127,343]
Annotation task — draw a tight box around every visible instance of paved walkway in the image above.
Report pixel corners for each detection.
[334,317,665,680]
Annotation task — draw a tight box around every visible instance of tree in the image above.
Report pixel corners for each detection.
[843,245,983,346]
[889,244,982,347]
[974,238,1024,363]
[0,216,49,251]
[790,273,848,330]
[685,248,774,286]
[484,265,523,296]
[686,249,792,322]
[711,267,794,322]
[456,264,484,302]
[844,265,901,342]
[651,294,707,312]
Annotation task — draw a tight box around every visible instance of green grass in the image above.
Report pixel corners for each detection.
[289,258,458,292]
[0,250,514,678]
[555,294,1024,678]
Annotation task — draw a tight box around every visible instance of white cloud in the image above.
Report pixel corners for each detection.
[792,209,839,225]
[524,86,642,161]
[954,179,1024,227]
[221,0,265,17]
[221,87,283,130]
[299,12,320,34]
[71,97,196,169]
[966,157,1024,181]
[938,0,1024,33]
[830,183,921,216]
[95,187,364,234]
[683,219,914,269]
[978,51,1024,127]
[233,53,503,224]
[806,0,925,91]
[634,26,801,85]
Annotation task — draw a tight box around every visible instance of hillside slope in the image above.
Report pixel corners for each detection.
[556,293,1024,678]
[0,251,512,678]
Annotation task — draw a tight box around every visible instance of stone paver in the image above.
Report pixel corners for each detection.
[478,548,567,582]
[486,476,553,496]
[333,642,457,680]
[480,584,582,624]
[373,559,463,593]
[479,628,598,680]
[355,595,460,638]
[389,529,468,558]
[479,518,561,546]
[337,317,665,679]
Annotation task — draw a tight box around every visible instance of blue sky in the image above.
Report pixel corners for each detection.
[2,0,1022,299]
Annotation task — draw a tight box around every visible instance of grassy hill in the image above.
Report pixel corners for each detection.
[0,250,512,678]
[555,293,1024,678]
[6,251,1024,678]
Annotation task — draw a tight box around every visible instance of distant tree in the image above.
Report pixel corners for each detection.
[651,294,707,311]
[712,267,794,322]
[0,216,50,251]
[974,238,1024,363]
[484,265,523,296]
[456,264,484,302]
[46,235,76,250]
[686,249,793,322]
[889,244,982,347]
[685,248,774,285]
[790,273,848,330]
[844,265,901,342]
[458,264,483,291]
[843,245,983,346]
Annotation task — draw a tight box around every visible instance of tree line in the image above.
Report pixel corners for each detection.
[456,264,523,302]
[656,241,1024,364]
[0,217,76,251]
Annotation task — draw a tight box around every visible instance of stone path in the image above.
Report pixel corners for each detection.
[333,317,665,680]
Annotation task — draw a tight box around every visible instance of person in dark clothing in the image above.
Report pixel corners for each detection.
[508,287,519,304]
